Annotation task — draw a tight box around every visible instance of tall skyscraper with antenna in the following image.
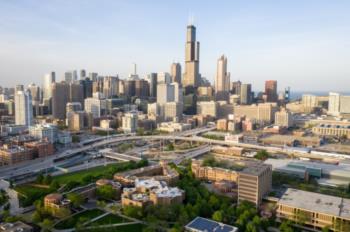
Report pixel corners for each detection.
[183,23,200,88]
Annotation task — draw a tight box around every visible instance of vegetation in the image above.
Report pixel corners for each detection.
[254,150,270,160]
[117,143,134,153]
[122,161,269,231]
[72,135,80,143]
[96,185,117,200]
[165,143,175,151]
[202,155,244,171]
[0,189,9,207]
[15,160,148,207]
[86,213,130,226]
[54,209,105,230]
[201,134,225,141]
[78,223,144,232]
[67,193,84,208]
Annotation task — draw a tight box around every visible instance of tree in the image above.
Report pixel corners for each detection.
[32,211,42,223]
[41,218,53,230]
[55,207,71,219]
[254,150,269,160]
[246,221,258,232]
[123,205,143,219]
[279,220,294,232]
[212,210,223,222]
[43,175,52,185]
[67,193,84,208]
[36,174,44,184]
[96,185,116,200]
[50,180,60,190]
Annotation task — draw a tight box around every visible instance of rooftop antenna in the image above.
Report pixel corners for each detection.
[133,63,137,75]
[188,12,194,25]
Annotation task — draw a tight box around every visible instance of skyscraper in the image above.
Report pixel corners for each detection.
[147,73,158,98]
[80,69,86,79]
[15,90,33,126]
[240,84,252,105]
[64,70,78,83]
[171,63,182,85]
[328,92,340,116]
[183,24,200,88]
[52,82,69,120]
[43,73,56,97]
[265,80,278,102]
[215,55,230,100]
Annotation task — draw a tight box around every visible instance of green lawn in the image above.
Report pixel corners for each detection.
[14,185,53,207]
[54,209,105,230]
[80,223,144,232]
[87,214,131,226]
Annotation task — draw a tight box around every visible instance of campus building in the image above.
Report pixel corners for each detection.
[277,188,350,231]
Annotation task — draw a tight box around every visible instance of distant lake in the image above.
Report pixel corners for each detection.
[290,91,350,100]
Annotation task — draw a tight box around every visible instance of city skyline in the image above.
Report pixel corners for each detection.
[1,1,350,92]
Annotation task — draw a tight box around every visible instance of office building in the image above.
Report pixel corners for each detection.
[84,92,107,118]
[240,84,252,105]
[277,188,350,231]
[147,73,158,98]
[157,83,175,104]
[340,96,350,114]
[170,62,182,85]
[135,79,150,99]
[231,81,241,95]
[66,102,82,117]
[275,108,293,127]
[265,80,277,102]
[238,163,272,206]
[234,103,278,124]
[312,124,350,139]
[157,72,172,84]
[15,90,33,126]
[183,24,200,88]
[69,82,84,107]
[64,70,78,83]
[67,111,93,131]
[215,55,230,101]
[52,82,69,120]
[122,111,138,133]
[103,76,119,98]
[80,78,93,99]
[80,69,86,79]
[164,102,183,121]
[0,145,33,166]
[197,101,218,118]
[29,124,58,143]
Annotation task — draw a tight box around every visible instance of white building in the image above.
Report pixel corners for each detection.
[275,108,293,127]
[84,92,106,118]
[43,72,55,100]
[158,122,191,133]
[164,102,183,121]
[328,92,340,116]
[29,124,58,143]
[122,111,138,133]
[15,90,33,126]
[157,83,175,104]
[157,72,172,84]
[197,101,218,118]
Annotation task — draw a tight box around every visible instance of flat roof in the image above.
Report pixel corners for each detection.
[241,162,271,176]
[185,217,238,232]
[278,188,350,219]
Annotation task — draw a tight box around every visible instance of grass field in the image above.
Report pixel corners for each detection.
[54,209,105,230]
[14,184,53,207]
[81,223,144,232]
[87,214,131,226]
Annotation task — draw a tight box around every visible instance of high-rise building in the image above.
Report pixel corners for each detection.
[69,82,84,107]
[183,24,200,88]
[80,69,86,79]
[89,72,98,81]
[147,73,158,98]
[43,72,55,100]
[52,82,70,120]
[164,102,183,121]
[157,83,175,104]
[15,85,24,92]
[135,79,150,99]
[80,78,93,99]
[231,81,241,95]
[122,111,138,133]
[102,76,119,98]
[238,163,272,207]
[197,101,218,118]
[15,90,33,126]
[84,92,107,118]
[240,84,252,105]
[28,83,41,116]
[157,72,172,84]
[328,92,340,116]
[234,103,278,124]
[265,80,277,102]
[215,55,230,100]
[171,63,182,85]
[64,70,78,83]
[275,108,293,127]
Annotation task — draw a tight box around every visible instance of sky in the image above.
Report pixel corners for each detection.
[0,0,349,92]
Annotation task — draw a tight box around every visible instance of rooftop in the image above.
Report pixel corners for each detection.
[185,217,238,232]
[278,188,350,219]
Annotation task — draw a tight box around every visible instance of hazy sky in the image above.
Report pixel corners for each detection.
[0,0,349,92]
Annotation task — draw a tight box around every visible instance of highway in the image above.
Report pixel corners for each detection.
[0,126,215,180]
[1,125,345,181]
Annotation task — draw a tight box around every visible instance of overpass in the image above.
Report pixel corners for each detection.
[101,148,142,162]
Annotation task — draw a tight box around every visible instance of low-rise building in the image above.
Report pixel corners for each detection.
[185,217,238,232]
[0,221,33,232]
[24,140,54,158]
[29,124,57,143]
[277,188,350,231]
[158,122,191,133]
[313,124,350,138]
[44,193,71,217]
[0,144,33,166]
[211,145,244,156]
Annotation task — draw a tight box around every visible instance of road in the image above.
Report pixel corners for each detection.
[0,127,215,180]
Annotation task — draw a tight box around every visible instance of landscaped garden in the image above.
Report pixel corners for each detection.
[54,209,105,230]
